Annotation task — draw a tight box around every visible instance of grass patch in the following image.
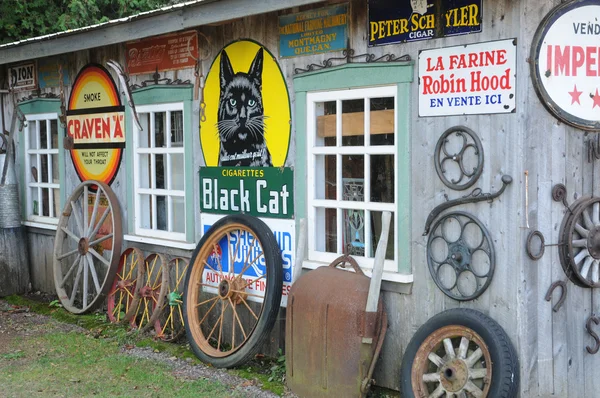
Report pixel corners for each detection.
[0,332,233,397]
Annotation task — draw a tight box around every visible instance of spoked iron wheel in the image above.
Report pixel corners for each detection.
[183,214,283,368]
[560,196,600,287]
[53,180,122,314]
[130,253,168,332]
[106,248,143,323]
[400,309,519,398]
[156,257,190,342]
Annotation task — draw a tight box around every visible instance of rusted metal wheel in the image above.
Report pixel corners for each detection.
[400,309,519,398]
[106,248,144,323]
[427,211,495,301]
[183,214,283,368]
[560,196,600,287]
[53,180,122,314]
[434,126,484,191]
[129,253,168,332]
[155,257,190,341]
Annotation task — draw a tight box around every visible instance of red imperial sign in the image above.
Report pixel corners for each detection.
[531,0,600,131]
[126,30,199,75]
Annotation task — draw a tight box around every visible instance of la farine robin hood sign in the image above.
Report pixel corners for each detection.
[531,0,600,131]
[368,0,482,46]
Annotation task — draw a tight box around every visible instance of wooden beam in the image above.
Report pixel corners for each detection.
[0,0,325,65]
[317,109,394,137]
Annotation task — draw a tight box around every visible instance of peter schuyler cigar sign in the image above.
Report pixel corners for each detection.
[418,39,517,117]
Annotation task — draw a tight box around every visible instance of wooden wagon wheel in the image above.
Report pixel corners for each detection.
[106,247,144,323]
[53,180,122,314]
[156,257,190,341]
[129,253,169,332]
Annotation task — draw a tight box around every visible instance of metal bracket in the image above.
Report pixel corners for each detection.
[423,175,512,236]
[586,315,600,354]
[552,183,570,208]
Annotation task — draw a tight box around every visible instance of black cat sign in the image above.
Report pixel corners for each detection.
[199,39,291,167]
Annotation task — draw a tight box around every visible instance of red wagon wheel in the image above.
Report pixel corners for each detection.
[130,253,168,332]
[106,248,144,323]
[156,257,190,341]
[53,180,122,314]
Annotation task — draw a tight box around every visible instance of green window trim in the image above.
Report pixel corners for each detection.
[17,98,65,221]
[293,62,413,275]
[126,84,195,243]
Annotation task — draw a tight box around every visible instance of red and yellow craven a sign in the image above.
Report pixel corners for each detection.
[67,64,124,185]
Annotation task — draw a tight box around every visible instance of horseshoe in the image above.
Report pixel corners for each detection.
[544,281,567,312]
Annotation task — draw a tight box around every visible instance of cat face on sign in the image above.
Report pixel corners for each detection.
[217,47,272,167]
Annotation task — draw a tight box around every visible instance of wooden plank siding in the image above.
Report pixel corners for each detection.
[4,0,600,395]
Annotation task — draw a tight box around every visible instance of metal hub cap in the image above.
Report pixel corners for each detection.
[588,226,600,259]
[77,237,89,255]
[218,279,231,299]
[439,359,469,392]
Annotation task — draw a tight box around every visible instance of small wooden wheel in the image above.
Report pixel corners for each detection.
[129,253,168,332]
[53,180,122,314]
[106,248,144,323]
[156,257,190,341]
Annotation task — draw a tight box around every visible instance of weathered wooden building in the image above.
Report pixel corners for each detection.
[1,0,599,396]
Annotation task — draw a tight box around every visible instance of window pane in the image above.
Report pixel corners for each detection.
[315,101,336,147]
[40,120,48,149]
[139,154,151,189]
[315,207,337,253]
[154,112,166,148]
[156,195,167,231]
[50,120,58,149]
[342,155,364,179]
[29,123,38,150]
[315,154,336,200]
[172,196,185,233]
[171,153,184,191]
[139,113,150,148]
[344,209,365,256]
[369,211,395,260]
[342,99,364,147]
[371,155,394,203]
[51,154,59,183]
[155,154,165,189]
[51,188,60,218]
[29,155,38,182]
[41,188,50,216]
[370,97,395,146]
[171,111,183,147]
[30,188,39,215]
[41,155,49,183]
[139,194,152,229]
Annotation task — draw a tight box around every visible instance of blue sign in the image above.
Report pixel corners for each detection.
[368,0,482,47]
[279,4,348,58]
[38,57,70,89]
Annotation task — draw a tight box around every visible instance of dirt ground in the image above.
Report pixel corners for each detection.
[0,298,286,398]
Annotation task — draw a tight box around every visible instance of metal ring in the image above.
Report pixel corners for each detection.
[526,230,545,260]
[434,126,484,191]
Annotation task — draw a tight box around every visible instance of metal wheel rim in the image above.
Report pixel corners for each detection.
[130,253,168,332]
[558,196,590,287]
[427,211,495,301]
[53,180,122,314]
[565,197,600,287]
[157,257,189,341]
[411,325,493,398]
[434,126,484,191]
[107,247,143,323]
[187,222,268,358]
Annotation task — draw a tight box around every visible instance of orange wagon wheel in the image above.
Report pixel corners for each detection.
[156,257,190,342]
[106,247,144,323]
[129,253,169,332]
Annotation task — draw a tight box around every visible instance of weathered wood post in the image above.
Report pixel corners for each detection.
[0,133,30,296]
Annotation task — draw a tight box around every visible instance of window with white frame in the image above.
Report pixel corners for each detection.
[24,113,60,224]
[133,103,186,241]
[307,86,397,272]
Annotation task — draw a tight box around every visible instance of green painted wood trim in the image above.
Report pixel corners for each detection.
[125,85,194,242]
[132,85,193,105]
[396,82,411,275]
[294,92,308,228]
[293,62,414,93]
[17,99,66,218]
[293,62,413,275]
